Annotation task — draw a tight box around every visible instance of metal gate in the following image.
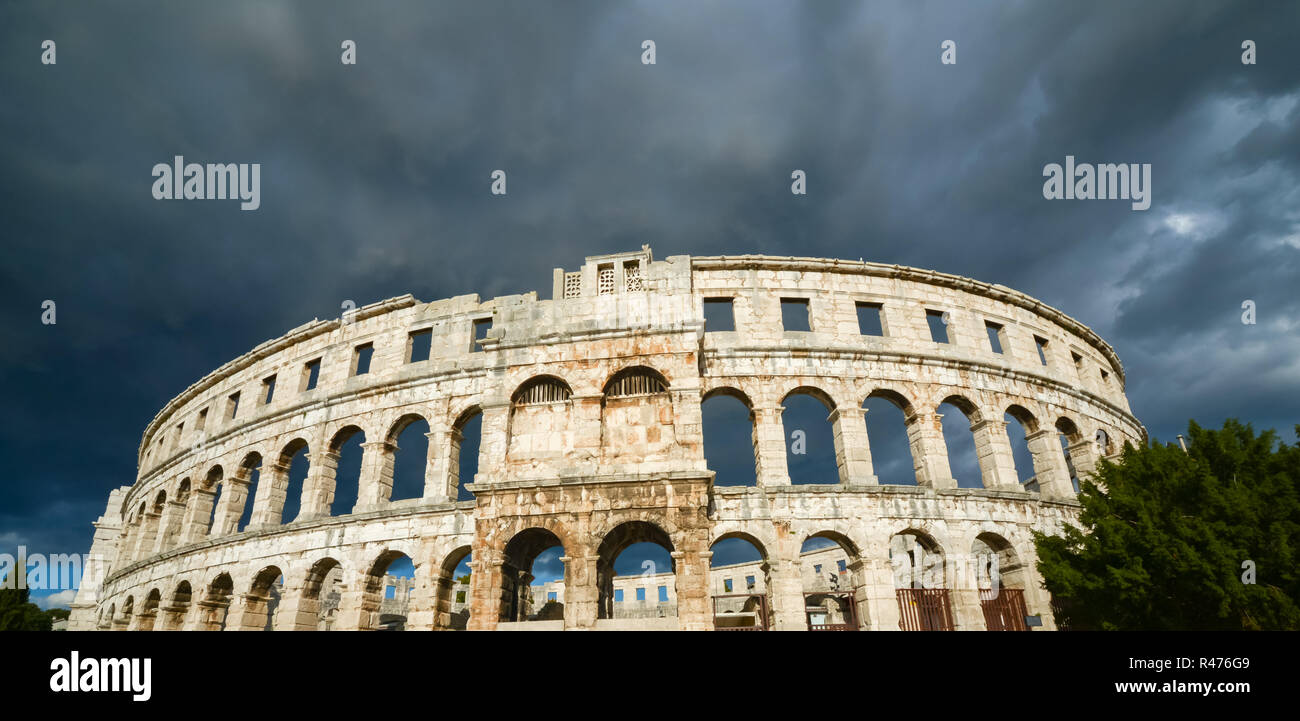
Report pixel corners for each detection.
[979,588,1029,631]
[895,588,954,631]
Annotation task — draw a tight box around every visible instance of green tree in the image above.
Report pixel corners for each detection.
[0,588,54,631]
[1034,419,1300,630]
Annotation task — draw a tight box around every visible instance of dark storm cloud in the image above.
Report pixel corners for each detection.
[1,1,1297,590]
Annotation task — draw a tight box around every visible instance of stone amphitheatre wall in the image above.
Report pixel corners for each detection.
[69,246,1142,631]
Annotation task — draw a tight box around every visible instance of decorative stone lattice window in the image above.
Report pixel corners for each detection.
[513,377,572,405]
[597,264,615,295]
[604,367,668,397]
[624,261,643,292]
[564,271,581,299]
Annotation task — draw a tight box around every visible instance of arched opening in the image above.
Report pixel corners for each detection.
[596,521,676,624]
[709,534,769,630]
[137,588,161,631]
[799,532,863,630]
[701,388,758,487]
[973,533,1029,631]
[864,390,917,485]
[361,551,416,631]
[119,595,134,631]
[507,376,573,465]
[938,397,983,489]
[202,465,224,536]
[103,603,116,631]
[782,387,840,484]
[1004,406,1041,492]
[240,565,284,631]
[160,479,189,551]
[499,528,566,624]
[160,581,191,630]
[236,452,262,532]
[1096,428,1114,458]
[434,546,473,630]
[452,407,481,502]
[1056,418,1083,494]
[198,573,234,631]
[890,530,952,630]
[329,426,365,516]
[277,439,309,524]
[388,414,430,502]
[299,558,343,631]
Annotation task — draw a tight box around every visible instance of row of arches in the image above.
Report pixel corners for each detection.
[99,519,1037,631]
[701,384,1120,493]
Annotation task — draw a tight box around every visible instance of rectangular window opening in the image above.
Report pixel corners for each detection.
[985,321,1005,354]
[703,297,735,332]
[723,578,733,593]
[548,591,557,602]
[407,328,432,363]
[196,408,208,432]
[471,318,491,353]
[658,585,668,602]
[226,392,240,419]
[302,358,321,391]
[926,309,950,344]
[1034,336,1050,366]
[780,298,811,332]
[614,589,624,603]
[745,575,755,591]
[261,375,276,405]
[856,301,884,336]
[1071,351,1084,375]
[837,560,847,573]
[353,343,373,376]
[636,587,646,602]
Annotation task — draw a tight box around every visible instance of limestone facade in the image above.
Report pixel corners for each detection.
[68,246,1142,631]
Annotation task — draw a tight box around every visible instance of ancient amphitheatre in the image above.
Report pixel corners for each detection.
[69,246,1143,631]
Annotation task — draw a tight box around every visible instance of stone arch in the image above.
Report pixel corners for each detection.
[799,530,865,630]
[507,376,575,465]
[103,603,116,631]
[937,395,985,489]
[862,388,919,485]
[890,528,953,630]
[234,451,263,532]
[511,375,573,404]
[1096,427,1114,457]
[201,464,225,536]
[602,365,670,396]
[198,573,235,631]
[708,530,771,630]
[972,532,1030,631]
[450,405,483,502]
[327,424,366,516]
[386,411,431,502]
[1003,404,1043,490]
[359,548,419,631]
[500,527,568,623]
[434,545,473,630]
[781,385,843,484]
[269,438,310,525]
[596,520,676,621]
[701,387,758,487]
[296,557,343,631]
[160,580,192,630]
[238,565,285,631]
[118,595,135,631]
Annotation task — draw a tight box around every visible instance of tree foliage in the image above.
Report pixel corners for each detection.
[0,588,55,631]
[1033,419,1300,630]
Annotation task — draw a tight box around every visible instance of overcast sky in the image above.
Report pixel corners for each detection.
[2,1,1297,606]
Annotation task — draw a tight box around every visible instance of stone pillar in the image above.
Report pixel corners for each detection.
[1022,560,1058,631]
[830,407,877,485]
[179,487,217,544]
[251,462,294,527]
[674,549,712,631]
[906,411,956,489]
[406,562,434,630]
[476,402,512,485]
[354,440,396,511]
[210,478,250,536]
[563,554,598,630]
[753,406,790,487]
[1026,429,1074,500]
[152,500,186,555]
[466,556,500,631]
[847,559,872,629]
[1067,437,1098,482]
[299,451,339,520]
[272,583,317,631]
[970,418,1022,491]
[422,428,451,504]
[133,510,162,562]
[767,554,807,630]
[333,583,369,631]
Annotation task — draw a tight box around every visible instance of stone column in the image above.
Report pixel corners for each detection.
[421,427,451,504]
[466,556,500,631]
[1067,437,1099,482]
[830,407,877,485]
[1026,429,1074,500]
[405,562,434,631]
[251,462,293,527]
[562,554,597,630]
[151,500,187,555]
[847,559,872,629]
[674,549,712,631]
[753,406,790,487]
[906,411,956,489]
[179,488,217,544]
[475,402,512,485]
[133,509,162,562]
[299,450,339,520]
[333,583,370,631]
[767,553,807,630]
[970,418,1022,491]
[354,440,396,511]
[210,478,250,536]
